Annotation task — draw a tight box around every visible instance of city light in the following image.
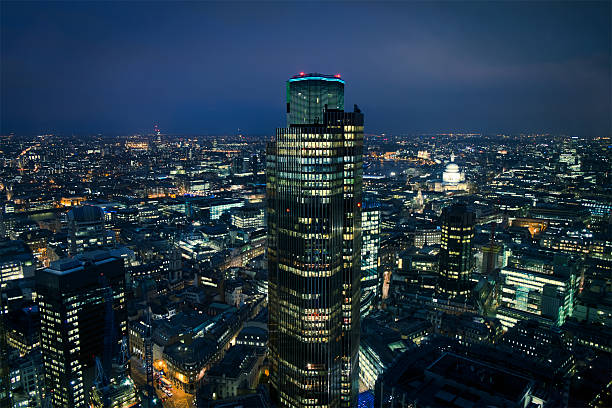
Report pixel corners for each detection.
[0,3,609,408]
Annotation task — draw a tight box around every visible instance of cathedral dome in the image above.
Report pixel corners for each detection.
[442,156,464,184]
[445,163,460,174]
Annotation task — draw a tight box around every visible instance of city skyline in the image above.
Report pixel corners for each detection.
[0,2,611,408]
[2,1,610,137]
[0,120,609,408]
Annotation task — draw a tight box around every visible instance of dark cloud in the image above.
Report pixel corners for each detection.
[1,1,610,136]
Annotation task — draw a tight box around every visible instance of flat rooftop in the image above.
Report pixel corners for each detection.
[426,352,532,404]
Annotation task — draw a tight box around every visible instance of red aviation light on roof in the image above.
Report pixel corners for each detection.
[299,72,305,76]
[334,74,341,78]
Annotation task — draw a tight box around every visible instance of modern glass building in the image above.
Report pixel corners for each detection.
[436,204,475,298]
[361,198,380,311]
[287,73,345,125]
[36,251,127,408]
[268,73,363,408]
[496,254,579,330]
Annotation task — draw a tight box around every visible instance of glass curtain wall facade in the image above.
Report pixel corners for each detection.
[287,73,344,125]
[436,204,475,298]
[361,199,380,310]
[268,74,362,408]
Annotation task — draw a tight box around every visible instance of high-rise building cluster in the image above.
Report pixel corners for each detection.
[0,75,610,408]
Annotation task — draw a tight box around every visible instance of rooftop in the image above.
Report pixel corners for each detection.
[0,239,33,263]
[288,72,344,83]
[426,352,532,404]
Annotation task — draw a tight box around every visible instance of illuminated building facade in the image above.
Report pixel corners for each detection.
[268,73,363,407]
[361,199,380,308]
[67,205,115,255]
[231,207,265,229]
[0,240,35,289]
[496,254,579,330]
[433,154,468,192]
[163,337,215,394]
[35,251,127,408]
[286,72,344,125]
[89,375,139,408]
[436,204,475,298]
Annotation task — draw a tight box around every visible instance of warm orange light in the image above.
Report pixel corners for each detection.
[154,360,167,371]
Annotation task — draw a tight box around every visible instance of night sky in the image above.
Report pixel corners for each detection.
[1,1,610,137]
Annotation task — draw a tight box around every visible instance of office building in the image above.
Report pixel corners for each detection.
[231,207,265,229]
[361,199,380,306]
[376,350,539,408]
[36,251,127,408]
[209,199,244,221]
[396,247,439,293]
[89,374,139,408]
[286,72,344,125]
[68,205,115,254]
[267,73,363,407]
[496,254,579,329]
[436,204,475,299]
[0,240,35,288]
[205,344,265,400]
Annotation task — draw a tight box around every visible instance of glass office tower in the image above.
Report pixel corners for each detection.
[287,73,345,125]
[361,198,381,312]
[36,251,127,408]
[436,204,475,298]
[268,73,363,408]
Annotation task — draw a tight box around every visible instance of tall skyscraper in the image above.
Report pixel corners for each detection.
[361,197,380,311]
[268,73,363,407]
[36,251,127,408]
[436,204,475,298]
[286,73,345,125]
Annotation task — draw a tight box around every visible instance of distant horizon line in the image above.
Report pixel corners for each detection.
[1,131,605,139]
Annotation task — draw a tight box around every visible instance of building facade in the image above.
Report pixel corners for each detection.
[496,254,579,329]
[0,240,35,289]
[436,204,475,299]
[67,205,115,254]
[286,72,344,125]
[267,73,363,407]
[35,251,127,408]
[361,199,380,308]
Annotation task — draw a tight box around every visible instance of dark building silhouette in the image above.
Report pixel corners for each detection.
[36,251,127,408]
[67,205,114,254]
[267,73,363,407]
[436,204,475,298]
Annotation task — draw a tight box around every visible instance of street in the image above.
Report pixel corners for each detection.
[130,357,195,408]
